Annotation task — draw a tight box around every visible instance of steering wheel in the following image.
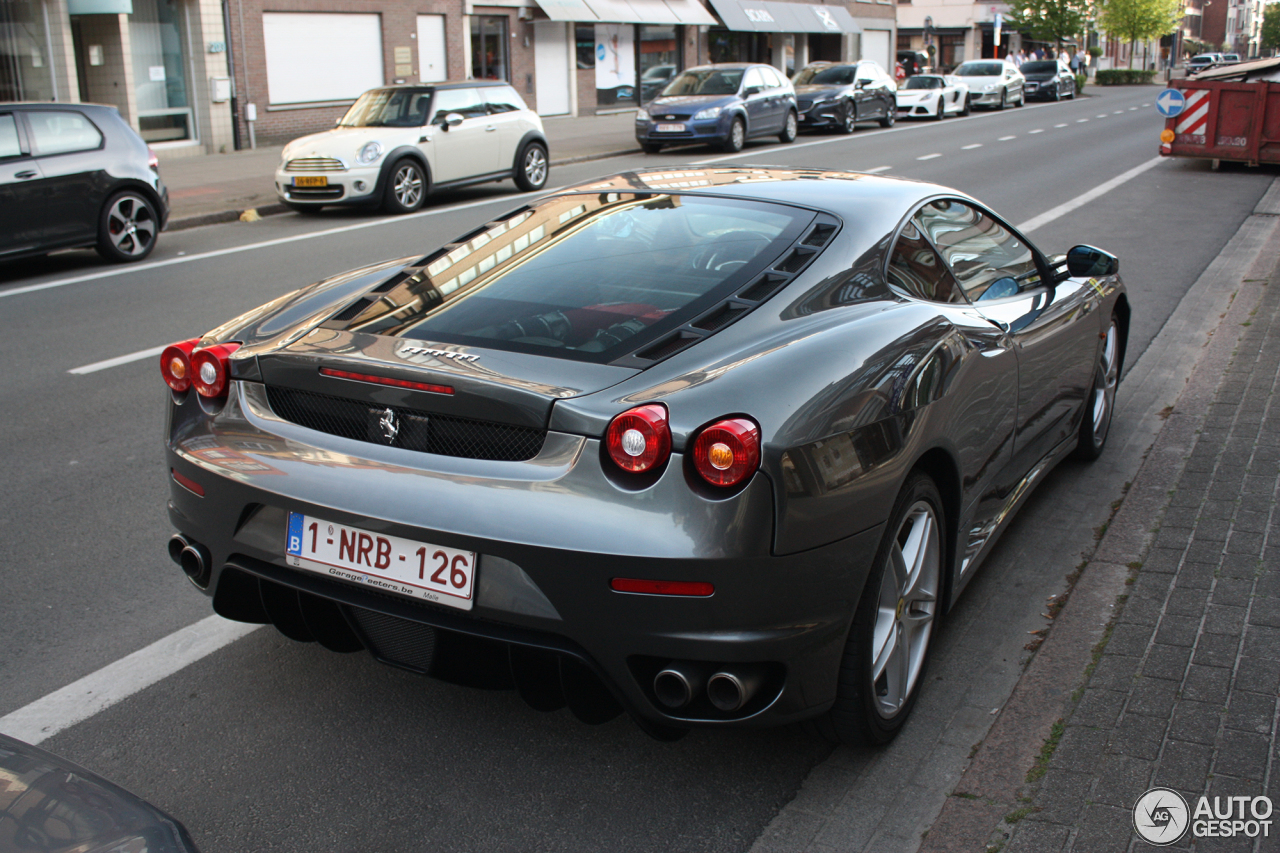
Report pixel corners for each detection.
[691,231,772,272]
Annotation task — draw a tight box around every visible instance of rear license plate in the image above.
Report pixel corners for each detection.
[286,512,475,610]
[293,176,328,187]
[656,123,685,132]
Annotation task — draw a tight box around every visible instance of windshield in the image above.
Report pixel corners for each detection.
[954,62,1003,76]
[334,193,814,362]
[903,76,943,90]
[662,69,744,96]
[1020,61,1060,74]
[792,65,856,86]
[642,65,674,80]
[339,88,434,127]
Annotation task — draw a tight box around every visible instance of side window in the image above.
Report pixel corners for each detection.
[762,67,786,89]
[743,67,767,92]
[886,220,965,303]
[0,115,22,159]
[914,199,1039,302]
[431,88,487,122]
[486,85,527,113]
[25,110,103,156]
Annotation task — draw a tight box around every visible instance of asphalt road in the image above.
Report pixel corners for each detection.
[1,85,1275,853]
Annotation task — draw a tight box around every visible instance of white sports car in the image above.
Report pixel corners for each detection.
[895,75,970,120]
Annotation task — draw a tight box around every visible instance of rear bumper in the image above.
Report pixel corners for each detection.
[165,381,880,730]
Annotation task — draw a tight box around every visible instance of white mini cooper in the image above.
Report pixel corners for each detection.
[275,81,550,214]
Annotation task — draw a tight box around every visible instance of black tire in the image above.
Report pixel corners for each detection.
[641,142,663,154]
[382,158,427,215]
[722,117,746,152]
[960,95,971,116]
[840,101,858,134]
[779,110,798,143]
[878,107,895,128]
[1016,89,1025,107]
[513,141,548,192]
[812,471,946,746]
[284,202,325,215]
[1073,317,1121,461]
[933,97,945,120]
[95,189,159,263]
[998,89,1007,111]
[1053,87,1062,102]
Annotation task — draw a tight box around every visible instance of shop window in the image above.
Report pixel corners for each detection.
[132,0,195,141]
[594,23,635,106]
[472,16,509,81]
[576,24,595,69]
[1,0,56,101]
[638,25,679,101]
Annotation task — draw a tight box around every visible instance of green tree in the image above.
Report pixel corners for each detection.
[1261,3,1280,55]
[1004,0,1093,52]
[1098,0,1183,67]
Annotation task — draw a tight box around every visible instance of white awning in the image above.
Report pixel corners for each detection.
[533,0,716,24]
[706,0,859,33]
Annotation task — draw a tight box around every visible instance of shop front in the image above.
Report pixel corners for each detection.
[704,0,861,76]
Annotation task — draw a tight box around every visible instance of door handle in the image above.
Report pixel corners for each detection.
[485,125,497,132]
[14,170,38,179]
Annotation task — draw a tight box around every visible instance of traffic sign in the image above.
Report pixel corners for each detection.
[1156,89,1186,118]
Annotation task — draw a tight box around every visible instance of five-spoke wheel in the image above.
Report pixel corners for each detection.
[96,190,159,262]
[1074,318,1120,460]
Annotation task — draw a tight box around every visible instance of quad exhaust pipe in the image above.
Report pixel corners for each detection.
[652,662,765,713]
[707,667,764,712]
[169,534,211,588]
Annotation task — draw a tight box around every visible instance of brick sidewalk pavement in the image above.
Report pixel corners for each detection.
[998,255,1280,852]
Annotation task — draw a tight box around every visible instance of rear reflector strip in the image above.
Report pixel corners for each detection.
[610,578,714,597]
[171,468,204,496]
[320,367,453,395]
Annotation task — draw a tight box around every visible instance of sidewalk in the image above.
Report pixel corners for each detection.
[159,111,640,230]
[921,180,1280,852]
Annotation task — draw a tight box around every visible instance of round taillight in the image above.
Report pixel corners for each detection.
[160,339,200,392]
[190,343,241,398]
[692,418,761,487]
[605,404,671,473]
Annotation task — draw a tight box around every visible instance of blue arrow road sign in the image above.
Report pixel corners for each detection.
[1156,89,1186,118]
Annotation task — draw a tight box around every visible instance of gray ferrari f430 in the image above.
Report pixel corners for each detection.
[161,167,1128,744]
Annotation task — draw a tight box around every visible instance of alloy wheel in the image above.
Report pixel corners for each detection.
[870,500,940,718]
[1091,322,1119,446]
[394,164,423,209]
[107,194,157,257]
[523,146,548,187]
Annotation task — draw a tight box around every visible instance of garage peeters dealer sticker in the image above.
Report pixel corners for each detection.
[1133,787,1273,845]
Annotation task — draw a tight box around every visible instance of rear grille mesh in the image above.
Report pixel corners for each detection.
[265,386,547,462]
[348,607,437,673]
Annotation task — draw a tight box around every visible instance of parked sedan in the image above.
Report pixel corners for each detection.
[792,60,897,133]
[0,102,169,263]
[1020,59,1077,101]
[160,166,1128,746]
[1187,53,1223,74]
[274,81,549,214]
[952,60,1025,109]
[895,74,970,119]
[636,63,798,153]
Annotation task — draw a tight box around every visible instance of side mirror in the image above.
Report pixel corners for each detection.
[743,85,763,97]
[1066,245,1119,277]
[855,79,870,89]
[442,112,465,130]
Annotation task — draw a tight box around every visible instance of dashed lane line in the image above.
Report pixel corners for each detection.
[1055,123,1068,128]
[962,143,983,149]
[865,166,892,173]
[4,154,1172,745]
[1078,119,1090,123]
[917,153,942,160]
[999,135,1016,141]
[69,345,167,375]
[1029,129,1044,134]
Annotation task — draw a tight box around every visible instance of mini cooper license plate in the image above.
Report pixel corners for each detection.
[656,123,685,133]
[293,176,328,187]
[286,512,475,609]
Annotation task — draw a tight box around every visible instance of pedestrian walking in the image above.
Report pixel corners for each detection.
[1070,49,1082,74]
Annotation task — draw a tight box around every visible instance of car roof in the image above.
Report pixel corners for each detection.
[367,80,512,91]
[559,166,955,225]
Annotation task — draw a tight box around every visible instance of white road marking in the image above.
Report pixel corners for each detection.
[999,135,1017,141]
[1017,156,1165,234]
[0,189,555,301]
[9,153,1175,741]
[864,165,892,173]
[1078,119,1090,123]
[1114,110,1124,114]
[69,345,168,375]
[1029,129,1044,134]
[1129,107,1138,111]
[1055,123,1068,128]
[917,153,942,160]
[1096,114,1108,119]
[1142,103,1150,107]
[0,616,261,745]
[962,143,983,149]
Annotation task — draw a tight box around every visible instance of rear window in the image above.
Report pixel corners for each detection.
[1020,61,1059,74]
[337,192,815,362]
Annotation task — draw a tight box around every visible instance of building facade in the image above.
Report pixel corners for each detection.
[218,0,894,147]
[895,0,1017,71]
[1,0,236,156]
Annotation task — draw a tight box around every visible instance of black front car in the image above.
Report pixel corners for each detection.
[1020,61,1072,100]
[793,65,856,129]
